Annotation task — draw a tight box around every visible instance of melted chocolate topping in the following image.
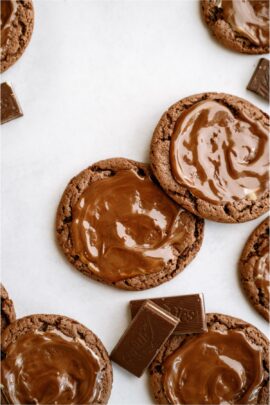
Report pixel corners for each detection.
[170,100,269,204]
[1,330,103,404]
[163,330,263,404]
[221,0,269,47]
[71,169,195,282]
[255,246,270,301]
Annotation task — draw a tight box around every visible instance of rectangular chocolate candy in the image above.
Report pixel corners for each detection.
[130,293,207,335]
[110,300,178,377]
[247,58,269,101]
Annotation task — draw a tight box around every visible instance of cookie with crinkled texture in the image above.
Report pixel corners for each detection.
[1,0,34,73]
[150,92,269,223]
[1,283,16,333]
[201,0,269,54]
[239,217,270,321]
[56,158,204,290]
[150,313,269,405]
[1,314,113,404]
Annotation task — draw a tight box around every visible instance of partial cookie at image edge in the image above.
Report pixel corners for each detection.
[1,314,113,404]
[1,0,34,73]
[200,0,270,55]
[149,312,269,405]
[1,283,16,334]
[239,217,270,322]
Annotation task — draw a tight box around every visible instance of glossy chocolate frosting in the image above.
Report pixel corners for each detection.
[170,100,269,204]
[71,169,194,282]
[1,0,17,48]
[163,330,263,404]
[255,246,270,302]
[1,330,103,404]
[221,0,269,47]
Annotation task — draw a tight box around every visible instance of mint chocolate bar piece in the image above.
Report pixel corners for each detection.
[110,300,178,377]
[130,293,207,335]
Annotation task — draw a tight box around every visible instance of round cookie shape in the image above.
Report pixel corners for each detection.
[1,314,113,405]
[150,92,269,223]
[239,217,269,321]
[1,0,34,73]
[201,0,269,54]
[150,313,269,405]
[1,283,16,333]
[56,158,204,290]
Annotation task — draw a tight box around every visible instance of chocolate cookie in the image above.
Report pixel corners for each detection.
[150,92,269,223]
[201,0,269,54]
[150,313,269,405]
[1,0,34,73]
[56,158,204,290]
[1,314,113,404]
[1,283,16,333]
[239,217,269,321]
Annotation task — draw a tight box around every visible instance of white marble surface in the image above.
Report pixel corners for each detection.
[1,1,269,404]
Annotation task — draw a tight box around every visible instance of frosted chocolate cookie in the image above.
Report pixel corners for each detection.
[56,158,204,290]
[1,314,113,404]
[0,283,16,333]
[150,92,269,223]
[239,217,269,321]
[201,0,269,54]
[1,0,34,72]
[150,313,269,404]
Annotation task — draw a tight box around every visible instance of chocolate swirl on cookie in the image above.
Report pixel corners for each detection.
[71,169,194,282]
[170,100,269,204]
[1,330,103,404]
[221,0,269,47]
[163,330,263,404]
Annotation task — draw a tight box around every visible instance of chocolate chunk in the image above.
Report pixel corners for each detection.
[1,82,23,124]
[110,300,178,377]
[130,293,207,335]
[247,58,269,101]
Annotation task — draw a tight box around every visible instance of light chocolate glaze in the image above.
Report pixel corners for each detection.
[170,100,269,205]
[221,0,269,47]
[163,330,263,404]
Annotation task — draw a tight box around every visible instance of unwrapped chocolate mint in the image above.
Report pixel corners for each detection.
[130,293,207,335]
[247,58,269,101]
[110,300,178,377]
[1,82,23,124]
